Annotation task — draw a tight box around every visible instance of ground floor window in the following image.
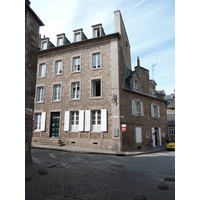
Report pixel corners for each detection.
[71,111,79,131]
[92,110,101,131]
[34,113,41,130]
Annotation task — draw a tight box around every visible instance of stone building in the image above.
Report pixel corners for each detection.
[25,0,44,163]
[32,10,167,151]
[165,92,175,140]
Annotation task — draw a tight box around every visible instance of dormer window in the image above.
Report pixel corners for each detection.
[41,41,47,50]
[57,37,63,46]
[152,86,156,95]
[92,24,105,38]
[94,28,100,37]
[75,33,80,42]
[133,80,139,91]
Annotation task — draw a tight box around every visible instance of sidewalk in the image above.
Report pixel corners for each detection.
[31,143,166,156]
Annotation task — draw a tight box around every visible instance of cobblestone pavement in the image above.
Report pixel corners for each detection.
[26,149,175,200]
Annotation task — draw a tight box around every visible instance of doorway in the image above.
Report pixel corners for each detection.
[50,112,60,138]
[154,128,158,146]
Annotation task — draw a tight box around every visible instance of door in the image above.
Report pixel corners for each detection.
[50,112,60,138]
[151,127,156,147]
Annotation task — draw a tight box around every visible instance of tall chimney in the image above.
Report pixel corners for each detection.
[137,57,140,66]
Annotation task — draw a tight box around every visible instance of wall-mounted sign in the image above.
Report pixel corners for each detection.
[121,124,126,132]
[26,108,33,115]
[146,132,150,139]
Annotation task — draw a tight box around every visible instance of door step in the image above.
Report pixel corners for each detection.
[34,139,65,147]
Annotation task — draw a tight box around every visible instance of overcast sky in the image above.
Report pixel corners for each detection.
[31,0,175,95]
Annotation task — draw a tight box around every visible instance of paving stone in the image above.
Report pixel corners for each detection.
[157,182,169,190]
[133,193,148,200]
[25,174,32,181]
[38,168,48,175]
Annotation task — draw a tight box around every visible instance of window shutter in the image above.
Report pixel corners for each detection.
[151,104,154,118]
[101,109,107,132]
[85,110,91,132]
[140,102,144,116]
[79,110,84,131]
[135,127,142,143]
[159,128,162,146]
[64,111,70,131]
[131,100,135,115]
[151,127,155,147]
[157,105,160,118]
[41,112,46,131]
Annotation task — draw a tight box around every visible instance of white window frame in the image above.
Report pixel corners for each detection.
[92,53,101,69]
[55,60,62,75]
[70,111,79,131]
[57,37,63,46]
[75,33,81,42]
[41,41,47,50]
[133,79,139,90]
[94,28,100,37]
[92,110,101,131]
[72,57,81,72]
[38,63,46,78]
[91,78,102,98]
[53,84,61,101]
[34,113,42,130]
[71,82,80,100]
[36,86,44,102]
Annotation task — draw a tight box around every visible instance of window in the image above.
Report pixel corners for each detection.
[133,80,139,90]
[38,63,46,77]
[92,79,101,97]
[36,86,44,102]
[92,53,100,68]
[169,128,175,135]
[92,110,101,131]
[73,57,80,72]
[70,111,79,131]
[151,104,160,118]
[75,33,80,42]
[42,41,47,50]
[34,113,42,130]
[94,28,100,37]
[131,100,144,116]
[135,102,140,116]
[58,37,63,46]
[152,86,156,95]
[55,60,62,75]
[71,82,80,99]
[53,84,61,101]
[34,112,46,131]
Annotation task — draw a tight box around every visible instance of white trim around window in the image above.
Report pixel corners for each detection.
[151,103,160,118]
[71,55,81,73]
[38,63,46,78]
[35,85,45,103]
[90,77,102,99]
[52,83,62,102]
[91,50,103,70]
[54,59,63,75]
[34,112,46,131]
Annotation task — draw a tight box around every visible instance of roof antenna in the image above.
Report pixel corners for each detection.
[152,63,157,80]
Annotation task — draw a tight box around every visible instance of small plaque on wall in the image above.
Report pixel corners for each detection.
[114,128,119,137]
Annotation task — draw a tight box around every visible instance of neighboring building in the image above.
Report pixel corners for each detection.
[165,91,175,140]
[32,10,167,151]
[25,0,44,163]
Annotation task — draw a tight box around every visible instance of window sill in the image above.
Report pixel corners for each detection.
[70,98,80,101]
[38,76,46,79]
[90,96,103,100]
[52,100,62,103]
[35,101,44,104]
[54,73,63,76]
[71,70,81,74]
[91,67,102,71]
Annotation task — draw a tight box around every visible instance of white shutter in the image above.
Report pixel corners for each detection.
[157,105,160,118]
[131,100,135,115]
[64,111,70,131]
[79,110,84,131]
[136,127,142,143]
[151,127,156,147]
[41,112,46,131]
[140,102,144,116]
[159,128,162,146]
[85,110,91,132]
[151,104,154,118]
[101,109,107,132]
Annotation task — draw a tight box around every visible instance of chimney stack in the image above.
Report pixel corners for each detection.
[43,35,45,38]
[137,57,140,66]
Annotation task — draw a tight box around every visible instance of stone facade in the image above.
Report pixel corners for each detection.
[25,0,44,163]
[33,10,167,151]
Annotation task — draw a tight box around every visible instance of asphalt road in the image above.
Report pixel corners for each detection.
[26,148,175,200]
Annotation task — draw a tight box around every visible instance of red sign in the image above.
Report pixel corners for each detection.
[122,126,126,132]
